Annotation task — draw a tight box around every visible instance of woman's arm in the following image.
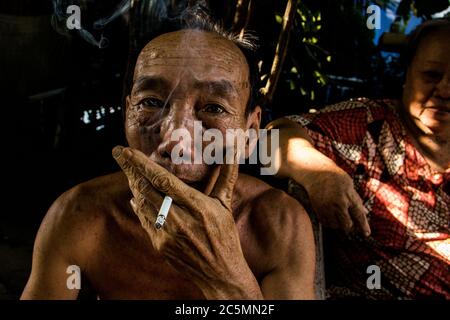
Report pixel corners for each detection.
[266,118,371,236]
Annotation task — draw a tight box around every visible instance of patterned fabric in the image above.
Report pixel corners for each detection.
[287,98,450,299]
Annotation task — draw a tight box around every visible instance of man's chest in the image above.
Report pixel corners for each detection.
[83,210,268,299]
[82,213,204,299]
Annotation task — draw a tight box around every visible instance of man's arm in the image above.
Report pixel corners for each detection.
[114,146,316,299]
[114,146,265,299]
[266,118,370,236]
[254,190,316,299]
[21,188,85,300]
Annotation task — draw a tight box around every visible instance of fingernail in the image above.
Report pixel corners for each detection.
[112,146,124,158]
[130,198,136,208]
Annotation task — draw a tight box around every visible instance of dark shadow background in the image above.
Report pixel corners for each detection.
[1,0,444,299]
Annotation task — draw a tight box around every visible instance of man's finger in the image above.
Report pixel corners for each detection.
[129,172,164,220]
[113,146,164,214]
[130,197,165,250]
[348,192,371,237]
[113,145,137,177]
[130,197,153,229]
[203,165,221,196]
[209,150,239,210]
[114,146,202,212]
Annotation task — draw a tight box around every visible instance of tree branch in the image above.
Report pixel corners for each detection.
[261,0,298,105]
[232,0,251,32]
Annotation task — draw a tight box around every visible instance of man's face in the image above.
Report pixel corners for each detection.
[402,29,450,137]
[125,30,259,184]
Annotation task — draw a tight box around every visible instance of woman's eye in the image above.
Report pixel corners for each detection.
[140,97,164,109]
[422,71,442,81]
[203,104,225,114]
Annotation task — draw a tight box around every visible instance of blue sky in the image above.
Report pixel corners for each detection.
[372,0,450,45]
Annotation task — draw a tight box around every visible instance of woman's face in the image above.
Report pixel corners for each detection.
[402,28,450,137]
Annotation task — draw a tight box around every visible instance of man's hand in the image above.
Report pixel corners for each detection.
[112,146,263,299]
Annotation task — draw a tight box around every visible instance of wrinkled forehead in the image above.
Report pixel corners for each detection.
[133,29,250,84]
[413,28,450,64]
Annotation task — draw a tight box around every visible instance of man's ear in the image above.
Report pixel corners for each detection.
[124,95,132,143]
[244,105,262,158]
[125,95,131,111]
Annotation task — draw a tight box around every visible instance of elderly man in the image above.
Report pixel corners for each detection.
[21,21,315,299]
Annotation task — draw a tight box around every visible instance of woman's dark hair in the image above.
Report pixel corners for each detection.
[401,17,450,68]
[124,4,261,116]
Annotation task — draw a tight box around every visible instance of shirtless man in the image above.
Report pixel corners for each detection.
[21,23,315,299]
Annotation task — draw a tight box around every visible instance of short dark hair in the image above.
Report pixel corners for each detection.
[401,17,450,68]
[124,7,261,116]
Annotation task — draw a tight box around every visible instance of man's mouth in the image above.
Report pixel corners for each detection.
[150,155,204,184]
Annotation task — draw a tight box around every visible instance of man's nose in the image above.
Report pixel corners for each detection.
[157,137,187,159]
[157,104,196,159]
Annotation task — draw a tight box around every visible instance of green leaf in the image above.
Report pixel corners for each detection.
[288,80,296,90]
[275,14,283,24]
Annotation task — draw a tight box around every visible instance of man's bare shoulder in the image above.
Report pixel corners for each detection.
[40,172,131,262]
[235,175,315,298]
[51,172,129,221]
[235,173,312,253]
[235,173,308,217]
[71,171,130,203]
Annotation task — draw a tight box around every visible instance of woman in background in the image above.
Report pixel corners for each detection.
[268,18,449,299]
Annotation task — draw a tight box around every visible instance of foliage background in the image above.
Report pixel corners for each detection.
[0,0,449,221]
[0,0,448,299]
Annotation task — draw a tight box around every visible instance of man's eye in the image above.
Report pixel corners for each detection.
[140,97,165,108]
[203,104,225,114]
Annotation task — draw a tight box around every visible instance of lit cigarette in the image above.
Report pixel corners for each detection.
[155,196,172,229]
